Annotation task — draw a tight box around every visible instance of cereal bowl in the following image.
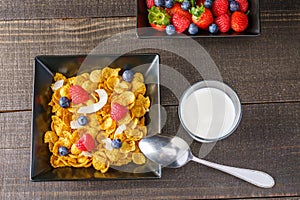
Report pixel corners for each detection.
[31,54,161,181]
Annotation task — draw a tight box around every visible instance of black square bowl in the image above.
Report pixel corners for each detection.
[137,0,260,38]
[31,54,161,181]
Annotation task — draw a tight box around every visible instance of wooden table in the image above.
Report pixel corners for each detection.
[0,0,299,199]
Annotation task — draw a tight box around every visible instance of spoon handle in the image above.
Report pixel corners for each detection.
[191,156,275,188]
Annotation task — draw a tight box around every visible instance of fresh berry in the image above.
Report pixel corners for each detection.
[58,146,69,156]
[146,0,155,8]
[165,0,174,8]
[166,24,176,35]
[77,116,88,126]
[188,23,199,34]
[208,23,219,33]
[148,6,171,31]
[59,96,70,108]
[229,1,240,12]
[172,13,190,33]
[215,13,231,32]
[190,5,214,30]
[212,0,228,17]
[69,85,89,104]
[154,0,164,6]
[204,0,213,8]
[76,133,95,151]
[111,139,122,149]
[235,0,248,12]
[166,3,192,22]
[231,11,248,32]
[122,70,134,82]
[181,0,191,11]
[111,103,128,121]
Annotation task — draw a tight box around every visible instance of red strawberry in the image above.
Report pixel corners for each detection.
[235,0,249,13]
[231,11,248,32]
[191,5,214,30]
[148,6,171,31]
[212,0,228,17]
[76,133,95,151]
[111,103,128,121]
[146,0,155,9]
[69,85,89,104]
[215,13,231,33]
[150,23,166,31]
[166,3,192,22]
[172,13,190,33]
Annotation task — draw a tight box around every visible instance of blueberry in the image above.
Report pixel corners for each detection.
[111,139,122,149]
[77,116,88,126]
[166,24,176,35]
[165,0,174,8]
[181,0,191,11]
[209,23,219,34]
[59,96,70,108]
[230,1,240,12]
[188,23,199,35]
[122,70,134,82]
[204,0,213,8]
[58,146,69,156]
[154,0,164,6]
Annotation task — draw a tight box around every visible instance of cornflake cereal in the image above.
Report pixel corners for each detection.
[44,67,151,173]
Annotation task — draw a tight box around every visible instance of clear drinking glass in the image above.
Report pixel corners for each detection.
[178,80,242,143]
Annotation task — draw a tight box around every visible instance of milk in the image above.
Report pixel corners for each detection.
[180,87,236,140]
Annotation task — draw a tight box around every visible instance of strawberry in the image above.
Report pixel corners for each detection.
[215,13,231,33]
[172,13,190,33]
[166,3,192,22]
[212,0,228,17]
[69,85,89,104]
[235,0,249,13]
[146,0,155,8]
[190,5,214,30]
[111,103,128,121]
[231,11,248,32]
[148,6,171,31]
[76,133,95,151]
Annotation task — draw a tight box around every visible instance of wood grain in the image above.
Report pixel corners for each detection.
[0,16,299,111]
[0,0,298,20]
[0,103,299,199]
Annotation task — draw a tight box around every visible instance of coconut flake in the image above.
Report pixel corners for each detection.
[115,124,126,136]
[70,120,83,129]
[102,138,113,151]
[53,80,64,90]
[80,151,93,157]
[77,89,108,114]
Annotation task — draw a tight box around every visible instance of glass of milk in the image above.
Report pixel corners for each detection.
[178,80,242,143]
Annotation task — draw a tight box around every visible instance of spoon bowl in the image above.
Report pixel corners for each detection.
[139,134,275,188]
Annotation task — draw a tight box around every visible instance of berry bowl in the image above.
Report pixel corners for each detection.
[31,54,161,181]
[137,0,260,38]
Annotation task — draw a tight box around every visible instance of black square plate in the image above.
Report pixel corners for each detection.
[137,0,260,38]
[31,54,161,181]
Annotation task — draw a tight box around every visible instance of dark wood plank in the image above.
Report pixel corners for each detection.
[0,0,298,20]
[0,17,299,111]
[0,103,299,199]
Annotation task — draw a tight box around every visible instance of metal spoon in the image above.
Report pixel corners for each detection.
[139,134,275,188]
